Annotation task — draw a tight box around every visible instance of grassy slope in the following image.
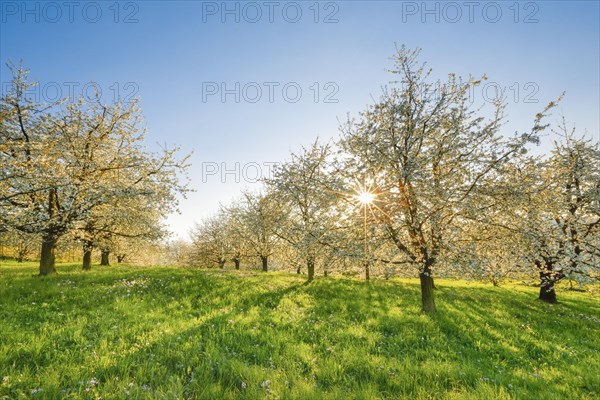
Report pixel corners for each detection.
[0,261,598,399]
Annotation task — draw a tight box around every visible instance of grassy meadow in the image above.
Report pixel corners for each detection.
[0,261,598,399]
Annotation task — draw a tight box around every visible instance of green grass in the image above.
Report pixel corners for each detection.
[0,261,598,399]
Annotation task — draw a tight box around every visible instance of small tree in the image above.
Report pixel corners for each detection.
[508,121,600,302]
[189,213,232,269]
[78,198,167,270]
[266,141,341,282]
[223,190,281,272]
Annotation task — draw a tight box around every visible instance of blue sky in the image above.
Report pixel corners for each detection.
[1,0,599,238]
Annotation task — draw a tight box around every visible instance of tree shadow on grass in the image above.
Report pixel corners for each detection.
[427,283,600,398]
[3,270,598,399]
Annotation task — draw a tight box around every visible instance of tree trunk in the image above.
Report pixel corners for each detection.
[234,258,240,270]
[537,260,563,303]
[16,247,27,262]
[539,271,558,303]
[100,249,110,266]
[419,269,436,312]
[117,254,126,263]
[296,266,301,274]
[39,236,57,276]
[218,259,225,269]
[82,247,92,271]
[365,260,370,282]
[261,255,268,272]
[307,257,315,282]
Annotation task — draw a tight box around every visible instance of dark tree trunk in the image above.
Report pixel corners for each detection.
[537,260,564,304]
[39,236,57,276]
[16,247,27,263]
[218,259,225,269]
[365,260,370,281]
[82,248,92,271]
[82,240,93,270]
[117,254,126,263]
[261,255,268,272]
[307,257,315,282]
[539,271,561,303]
[419,268,436,312]
[539,277,557,303]
[100,249,110,266]
[234,258,240,270]
[324,270,328,277]
[296,266,301,274]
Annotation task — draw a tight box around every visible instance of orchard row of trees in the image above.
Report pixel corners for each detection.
[189,48,600,312]
[1,64,190,274]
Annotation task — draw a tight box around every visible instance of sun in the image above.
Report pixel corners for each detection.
[357,191,375,204]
